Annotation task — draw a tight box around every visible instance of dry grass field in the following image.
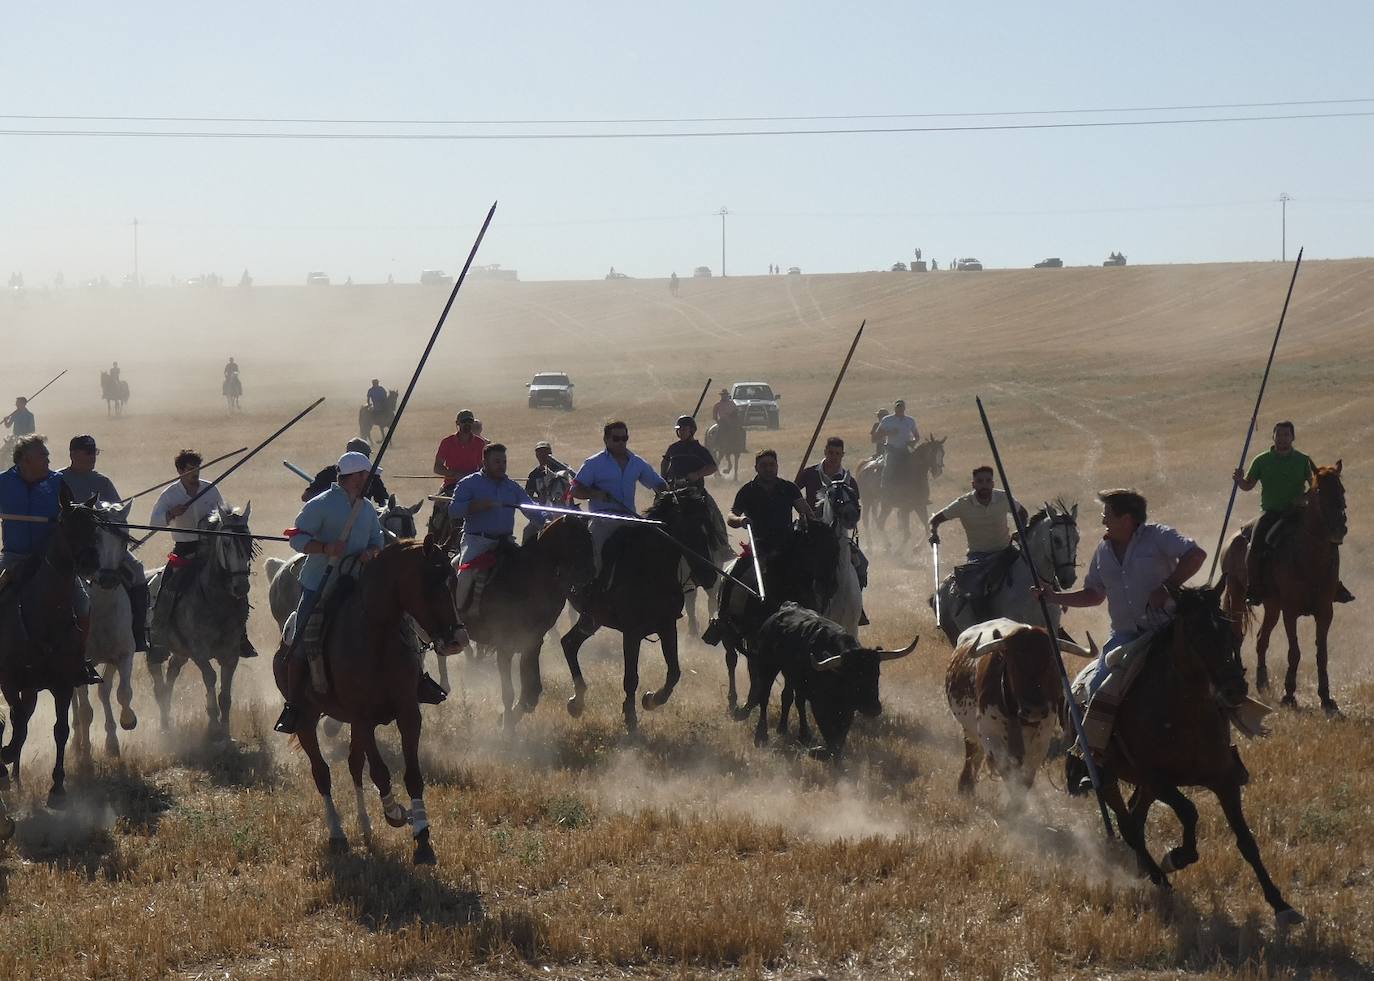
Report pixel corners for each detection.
[2,261,1373,979]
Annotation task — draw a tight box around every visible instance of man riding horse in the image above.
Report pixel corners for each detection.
[799,436,869,595]
[1232,420,1354,605]
[450,443,546,619]
[303,437,391,505]
[728,448,816,583]
[929,465,1027,622]
[571,420,669,596]
[429,409,486,547]
[148,449,257,663]
[661,415,729,558]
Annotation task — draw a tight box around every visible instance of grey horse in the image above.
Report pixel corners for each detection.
[72,501,138,760]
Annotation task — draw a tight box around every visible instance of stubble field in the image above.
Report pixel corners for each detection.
[2,261,1373,979]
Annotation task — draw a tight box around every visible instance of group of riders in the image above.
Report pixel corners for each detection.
[0,366,1350,750]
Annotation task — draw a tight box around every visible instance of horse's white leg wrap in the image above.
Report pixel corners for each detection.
[322,795,345,840]
[353,783,372,838]
[409,797,429,835]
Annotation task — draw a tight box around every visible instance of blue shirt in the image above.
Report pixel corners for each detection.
[448,471,543,538]
[574,449,667,514]
[0,467,62,555]
[367,385,387,407]
[1084,523,1198,633]
[288,485,385,590]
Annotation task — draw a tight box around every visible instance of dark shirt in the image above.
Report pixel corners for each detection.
[732,477,802,553]
[661,440,716,484]
[525,457,570,503]
[303,466,390,506]
[797,464,860,513]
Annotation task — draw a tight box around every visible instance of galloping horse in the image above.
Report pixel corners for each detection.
[100,370,130,417]
[704,420,746,479]
[561,489,716,732]
[932,501,1080,644]
[72,502,138,761]
[1079,581,1302,927]
[358,389,398,445]
[146,505,255,738]
[0,486,101,807]
[462,517,595,728]
[271,539,467,863]
[1222,461,1347,714]
[857,434,946,547]
[222,373,243,412]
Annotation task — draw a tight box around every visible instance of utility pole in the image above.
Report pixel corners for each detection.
[1279,193,1291,262]
[132,217,140,286]
[718,206,729,277]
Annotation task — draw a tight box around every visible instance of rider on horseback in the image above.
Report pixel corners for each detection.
[4,397,35,440]
[929,466,1027,621]
[148,449,257,663]
[799,436,869,588]
[877,399,918,461]
[661,415,729,558]
[303,437,391,505]
[366,379,387,412]
[525,440,571,505]
[712,388,739,426]
[274,451,386,734]
[728,449,815,574]
[868,409,889,462]
[1232,420,1354,605]
[60,434,150,653]
[0,434,103,687]
[572,420,668,590]
[451,443,545,618]
[430,409,487,544]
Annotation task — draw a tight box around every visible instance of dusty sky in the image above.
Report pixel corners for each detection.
[3,1,1373,284]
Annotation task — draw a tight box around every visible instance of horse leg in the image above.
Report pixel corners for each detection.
[1212,780,1303,926]
[1154,785,1200,874]
[48,687,74,808]
[116,652,137,732]
[778,680,793,736]
[621,633,642,733]
[95,664,120,757]
[560,614,596,717]
[216,657,239,739]
[434,649,451,693]
[72,683,94,762]
[795,689,813,746]
[496,649,518,730]
[297,714,347,853]
[363,731,406,828]
[158,654,189,732]
[1254,602,1280,692]
[1314,604,1338,716]
[683,588,699,638]
[751,667,777,747]
[193,657,221,734]
[724,641,739,715]
[1,688,39,785]
[347,725,372,842]
[1101,775,1169,886]
[641,624,680,711]
[397,707,435,865]
[518,643,543,713]
[1280,606,1302,707]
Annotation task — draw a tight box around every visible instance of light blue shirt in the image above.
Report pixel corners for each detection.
[1085,523,1197,634]
[289,484,385,590]
[574,449,667,514]
[448,471,543,538]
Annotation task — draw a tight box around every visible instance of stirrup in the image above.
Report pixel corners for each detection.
[418,672,448,705]
[273,704,299,735]
[81,661,103,686]
[239,636,259,658]
[1335,583,1356,604]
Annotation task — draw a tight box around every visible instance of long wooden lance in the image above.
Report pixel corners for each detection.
[0,512,288,542]
[3,368,67,424]
[1208,247,1303,583]
[795,320,864,481]
[119,446,249,504]
[976,395,1115,840]
[691,377,712,419]
[296,200,498,650]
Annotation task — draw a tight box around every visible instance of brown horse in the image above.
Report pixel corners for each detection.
[1222,462,1347,714]
[462,517,595,729]
[272,538,466,864]
[561,489,717,732]
[856,434,946,547]
[0,486,102,808]
[1086,581,1302,927]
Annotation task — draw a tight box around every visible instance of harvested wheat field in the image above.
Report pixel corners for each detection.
[2,261,1373,979]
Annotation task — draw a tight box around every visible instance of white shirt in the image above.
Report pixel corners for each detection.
[1084,523,1197,634]
[149,479,226,544]
[878,413,918,447]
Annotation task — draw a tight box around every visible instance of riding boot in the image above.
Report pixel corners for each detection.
[147,572,175,663]
[73,615,102,687]
[1335,582,1355,604]
[1245,543,1267,606]
[239,631,259,658]
[417,672,448,704]
[126,581,150,653]
[273,653,306,734]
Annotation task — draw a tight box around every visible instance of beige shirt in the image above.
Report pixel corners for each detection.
[937,489,1013,554]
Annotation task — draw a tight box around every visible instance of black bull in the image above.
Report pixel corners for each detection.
[741,602,918,759]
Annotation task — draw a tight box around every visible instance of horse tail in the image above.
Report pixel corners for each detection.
[1219,532,1253,641]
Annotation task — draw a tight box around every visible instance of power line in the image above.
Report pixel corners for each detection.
[1,110,1372,141]
[2,97,1372,126]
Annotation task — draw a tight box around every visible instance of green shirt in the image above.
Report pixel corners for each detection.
[1246,448,1314,513]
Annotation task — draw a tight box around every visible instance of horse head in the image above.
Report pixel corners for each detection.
[532,516,596,593]
[205,503,255,600]
[1312,462,1347,545]
[55,484,102,577]
[91,500,133,588]
[391,537,464,654]
[650,486,718,588]
[914,434,946,478]
[819,478,860,532]
[1170,579,1248,709]
[378,495,422,542]
[1025,500,1079,589]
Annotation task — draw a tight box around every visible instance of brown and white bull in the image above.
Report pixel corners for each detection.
[945,617,1094,793]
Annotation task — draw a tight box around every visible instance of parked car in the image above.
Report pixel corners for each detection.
[306,271,330,286]
[891,262,908,272]
[693,266,712,278]
[787,266,801,275]
[729,381,781,430]
[956,258,983,271]
[1034,257,1064,269]
[420,269,453,286]
[1103,252,1127,267]
[527,371,574,411]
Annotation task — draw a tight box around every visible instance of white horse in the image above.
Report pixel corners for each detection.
[932,501,1080,644]
[72,502,138,760]
[816,475,863,636]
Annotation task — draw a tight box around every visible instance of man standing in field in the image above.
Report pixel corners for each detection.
[1232,420,1353,604]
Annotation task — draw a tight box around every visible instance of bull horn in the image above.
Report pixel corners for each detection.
[1057,638,1095,658]
[876,635,920,661]
[973,635,1007,658]
[811,651,845,672]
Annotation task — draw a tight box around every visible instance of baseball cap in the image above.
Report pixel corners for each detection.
[534,440,552,450]
[456,409,475,423]
[344,437,372,456]
[69,434,98,452]
[337,451,375,476]
[675,415,696,428]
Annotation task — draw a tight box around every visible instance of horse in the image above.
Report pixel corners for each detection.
[814,475,863,636]
[145,505,256,738]
[1221,461,1347,714]
[358,389,398,445]
[931,501,1080,644]
[462,517,595,729]
[1080,581,1302,927]
[0,486,102,808]
[222,373,242,412]
[271,538,467,864]
[71,502,138,761]
[561,489,717,732]
[704,420,746,479]
[100,370,130,417]
[857,435,946,547]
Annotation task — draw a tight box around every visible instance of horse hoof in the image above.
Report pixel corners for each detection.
[1160,848,1196,874]
[47,788,67,810]
[1255,670,1269,691]
[623,712,639,734]
[754,731,768,748]
[567,695,585,718]
[1276,906,1305,929]
[328,836,349,855]
[641,691,658,712]
[105,739,121,758]
[383,804,409,829]
[413,831,437,866]
[0,745,16,766]
[1280,694,1298,709]
[1322,700,1342,719]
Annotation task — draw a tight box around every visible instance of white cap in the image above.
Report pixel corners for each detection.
[337,451,375,476]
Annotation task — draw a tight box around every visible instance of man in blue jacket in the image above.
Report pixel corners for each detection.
[450,442,544,617]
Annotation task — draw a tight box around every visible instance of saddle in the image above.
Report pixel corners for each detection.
[457,537,519,616]
[952,546,1019,603]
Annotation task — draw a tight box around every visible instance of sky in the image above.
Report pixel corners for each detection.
[2,1,1373,284]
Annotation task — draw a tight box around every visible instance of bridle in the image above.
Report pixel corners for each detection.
[1029,507,1078,589]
